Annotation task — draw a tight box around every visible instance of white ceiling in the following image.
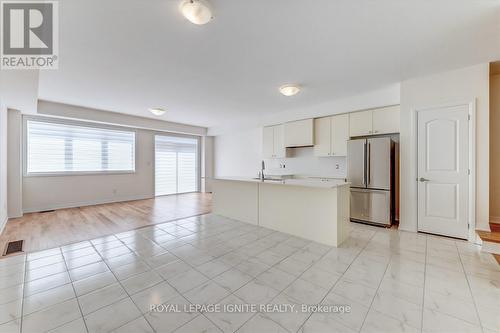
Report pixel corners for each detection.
[38,0,500,129]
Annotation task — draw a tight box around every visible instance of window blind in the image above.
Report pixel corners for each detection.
[155,135,198,196]
[27,120,135,174]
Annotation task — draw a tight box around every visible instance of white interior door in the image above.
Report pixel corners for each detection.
[417,104,469,239]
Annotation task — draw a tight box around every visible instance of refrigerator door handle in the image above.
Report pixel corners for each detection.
[363,141,367,186]
[367,142,371,185]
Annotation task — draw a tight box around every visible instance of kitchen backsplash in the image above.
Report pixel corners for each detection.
[265,146,347,178]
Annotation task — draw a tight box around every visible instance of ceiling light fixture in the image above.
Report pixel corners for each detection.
[149,108,166,116]
[279,84,301,97]
[180,0,213,25]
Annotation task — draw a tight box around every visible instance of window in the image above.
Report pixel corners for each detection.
[26,120,135,174]
[155,135,199,196]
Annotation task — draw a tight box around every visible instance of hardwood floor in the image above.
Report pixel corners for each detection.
[0,192,212,254]
[476,222,500,264]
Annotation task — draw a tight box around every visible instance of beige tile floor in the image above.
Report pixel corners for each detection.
[0,214,498,333]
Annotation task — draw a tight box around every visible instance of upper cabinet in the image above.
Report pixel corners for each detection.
[284,119,314,147]
[264,105,399,159]
[372,105,400,135]
[349,105,400,137]
[331,114,349,156]
[262,126,275,158]
[349,110,373,137]
[314,114,349,157]
[262,124,286,159]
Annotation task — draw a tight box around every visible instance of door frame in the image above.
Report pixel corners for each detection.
[413,100,476,241]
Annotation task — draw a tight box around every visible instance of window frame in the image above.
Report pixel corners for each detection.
[153,132,201,196]
[23,116,138,177]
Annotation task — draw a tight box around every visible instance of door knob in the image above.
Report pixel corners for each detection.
[419,177,430,182]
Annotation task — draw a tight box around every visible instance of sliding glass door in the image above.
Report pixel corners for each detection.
[155,135,200,196]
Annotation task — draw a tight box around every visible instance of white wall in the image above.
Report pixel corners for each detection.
[215,128,263,178]
[209,84,400,136]
[489,74,500,222]
[213,85,400,179]
[7,101,207,214]
[201,136,214,192]
[38,100,207,136]
[7,109,23,218]
[0,105,7,232]
[265,148,347,178]
[22,128,155,213]
[214,128,347,179]
[0,70,39,114]
[399,63,490,233]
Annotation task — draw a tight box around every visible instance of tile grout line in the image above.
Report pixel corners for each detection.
[116,218,246,332]
[215,242,308,332]
[19,253,28,333]
[168,225,294,332]
[168,225,319,333]
[86,235,160,332]
[358,240,394,332]
[125,217,249,333]
[293,229,379,333]
[14,211,210,254]
[225,234,326,331]
[148,220,261,333]
[9,216,446,333]
[60,247,91,333]
[420,235,427,333]
[12,216,287,332]
[454,241,485,333]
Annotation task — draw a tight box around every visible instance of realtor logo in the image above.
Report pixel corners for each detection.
[1,1,58,69]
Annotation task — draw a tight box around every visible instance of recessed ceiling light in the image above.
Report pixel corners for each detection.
[180,0,213,25]
[279,84,301,97]
[149,108,166,116]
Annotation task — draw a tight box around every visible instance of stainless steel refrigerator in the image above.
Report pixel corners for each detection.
[347,137,394,226]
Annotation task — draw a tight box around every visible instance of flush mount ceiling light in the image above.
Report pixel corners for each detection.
[180,0,213,25]
[149,108,166,116]
[279,84,301,97]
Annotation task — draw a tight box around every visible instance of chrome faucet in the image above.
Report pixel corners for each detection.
[260,160,265,181]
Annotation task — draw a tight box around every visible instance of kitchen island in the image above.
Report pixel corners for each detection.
[209,177,350,247]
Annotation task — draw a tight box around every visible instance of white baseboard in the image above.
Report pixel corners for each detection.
[489,216,500,224]
[23,194,153,214]
[0,214,7,235]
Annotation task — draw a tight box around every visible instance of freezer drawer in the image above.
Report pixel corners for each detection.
[350,188,391,225]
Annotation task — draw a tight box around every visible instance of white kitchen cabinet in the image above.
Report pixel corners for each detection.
[313,117,331,156]
[274,124,286,158]
[284,119,314,147]
[314,114,349,157]
[372,105,400,134]
[262,124,286,159]
[349,110,373,137]
[262,126,275,158]
[331,114,349,156]
[349,106,400,137]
